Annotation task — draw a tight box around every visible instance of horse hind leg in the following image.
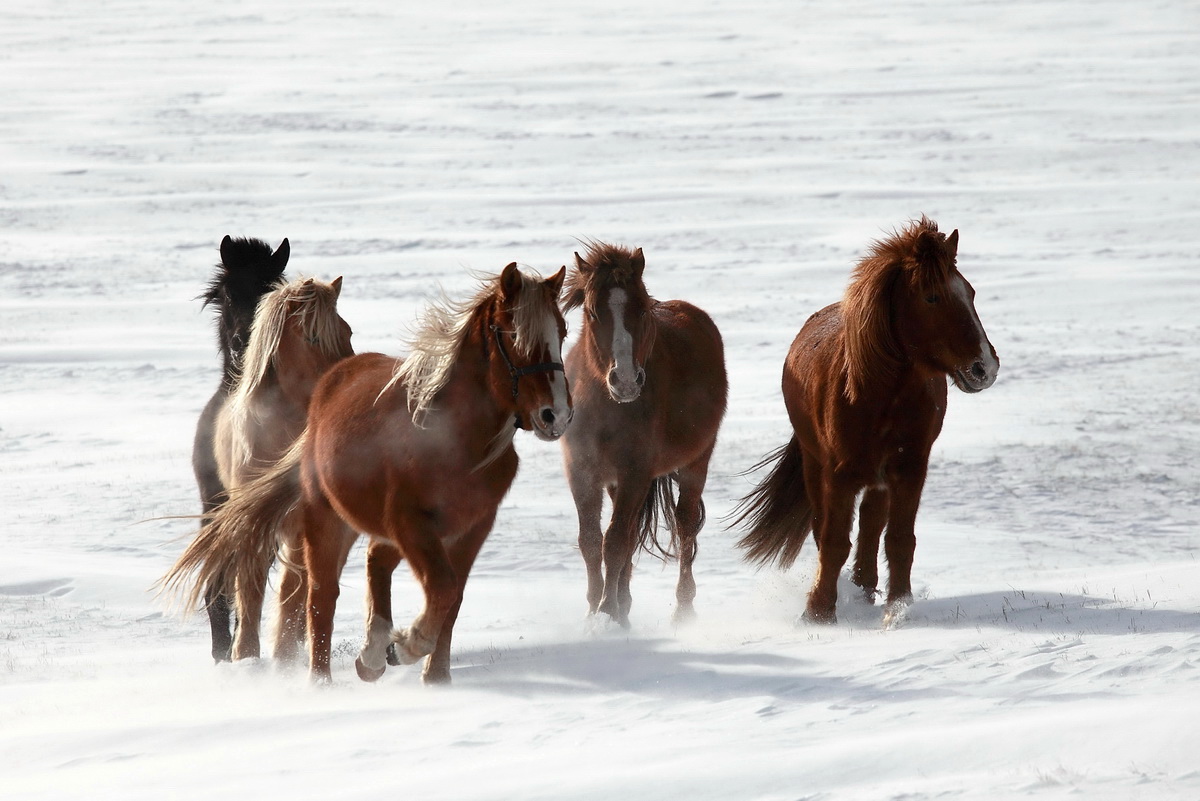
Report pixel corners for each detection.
[203,576,234,663]
[851,488,889,604]
[805,475,856,624]
[303,499,357,683]
[355,539,403,682]
[231,553,270,660]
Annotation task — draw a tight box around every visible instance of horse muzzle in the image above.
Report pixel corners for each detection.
[952,352,999,394]
[532,404,573,441]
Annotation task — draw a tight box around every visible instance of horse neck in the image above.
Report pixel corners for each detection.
[427,309,520,453]
[217,304,257,387]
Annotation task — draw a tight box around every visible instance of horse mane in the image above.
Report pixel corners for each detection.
[201,237,289,375]
[563,241,648,312]
[842,216,955,402]
[226,277,349,466]
[387,268,553,425]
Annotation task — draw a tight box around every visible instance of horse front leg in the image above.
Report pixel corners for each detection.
[567,468,604,615]
[672,446,715,624]
[598,477,648,627]
[422,512,495,685]
[272,519,308,667]
[355,539,403,682]
[386,514,457,667]
[805,474,857,624]
[882,462,929,623]
[851,488,889,604]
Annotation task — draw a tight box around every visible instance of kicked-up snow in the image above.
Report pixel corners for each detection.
[1,1,1198,798]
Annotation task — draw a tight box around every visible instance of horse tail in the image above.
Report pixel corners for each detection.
[161,433,306,614]
[729,436,813,569]
[637,474,682,559]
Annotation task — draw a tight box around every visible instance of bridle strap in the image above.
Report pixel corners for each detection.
[490,324,565,400]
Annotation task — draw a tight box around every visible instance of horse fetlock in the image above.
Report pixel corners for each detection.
[390,626,436,664]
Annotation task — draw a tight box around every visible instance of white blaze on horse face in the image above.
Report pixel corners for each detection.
[950,274,999,387]
[606,287,640,400]
[542,312,571,432]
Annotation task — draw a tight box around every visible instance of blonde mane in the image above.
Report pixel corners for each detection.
[385,268,555,425]
[226,277,350,467]
[842,216,954,402]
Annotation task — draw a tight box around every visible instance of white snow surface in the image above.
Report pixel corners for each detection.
[2,1,1199,798]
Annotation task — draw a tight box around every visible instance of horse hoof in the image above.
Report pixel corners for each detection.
[385,643,401,667]
[355,657,386,683]
[672,605,697,626]
[801,607,837,625]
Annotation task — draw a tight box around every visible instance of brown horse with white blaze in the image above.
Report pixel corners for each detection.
[561,243,727,626]
[163,263,570,684]
[732,218,999,624]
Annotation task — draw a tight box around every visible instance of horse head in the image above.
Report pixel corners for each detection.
[895,224,999,393]
[566,244,657,403]
[492,262,572,441]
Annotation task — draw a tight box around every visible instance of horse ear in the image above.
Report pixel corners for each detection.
[945,229,959,260]
[547,265,566,298]
[219,235,234,266]
[500,262,522,301]
[331,275,343,299]
[631,247,645,278]
[574,251,588,272]
[302,277,314,287]
[273,238,291,270]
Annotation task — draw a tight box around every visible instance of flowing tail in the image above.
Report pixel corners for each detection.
[729,436,813,569]
[636,473,701,560]
[162,434,306,614]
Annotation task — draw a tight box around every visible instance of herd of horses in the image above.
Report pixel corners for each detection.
[160,217,1000,684]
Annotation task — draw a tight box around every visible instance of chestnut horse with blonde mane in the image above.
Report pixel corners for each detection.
[561,243,727,626]
[163,263,570,684]
[732,218,999,624]
[192,236,289,662]
[210,274,353,662]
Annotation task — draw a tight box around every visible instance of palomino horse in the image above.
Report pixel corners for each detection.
[732,218,999,624]
[163,263,571,684]
[561,243,727,626]
[210,274,353,662]
[192,235,289,662]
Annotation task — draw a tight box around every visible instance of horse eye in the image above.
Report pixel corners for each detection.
[924,294,939,304]
[586,308,598,321]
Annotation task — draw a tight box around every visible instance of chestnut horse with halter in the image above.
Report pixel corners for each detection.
[732,218,998,624]
[163,263,570,684]
[561,243,727,626]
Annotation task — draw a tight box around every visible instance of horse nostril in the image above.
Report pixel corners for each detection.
[635,368,646,387]
[540,408,556,425]
[970,361,987,381]
[607,368,618,386]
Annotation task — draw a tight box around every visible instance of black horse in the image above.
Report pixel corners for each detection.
[192,235,289,661]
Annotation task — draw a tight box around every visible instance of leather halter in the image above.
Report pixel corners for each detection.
[489,324,564,400]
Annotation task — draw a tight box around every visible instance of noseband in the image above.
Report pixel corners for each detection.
[489,324,565,400]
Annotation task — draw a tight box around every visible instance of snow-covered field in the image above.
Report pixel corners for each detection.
[2,1,1198,798]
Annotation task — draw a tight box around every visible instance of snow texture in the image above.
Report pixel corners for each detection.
[1,1,1198,799]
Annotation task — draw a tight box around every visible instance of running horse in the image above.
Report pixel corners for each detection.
[209,274,354,662]
[163,263,571,684]
[192,236,289,662]
[561,243,727,626]
[732,218,999,624]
